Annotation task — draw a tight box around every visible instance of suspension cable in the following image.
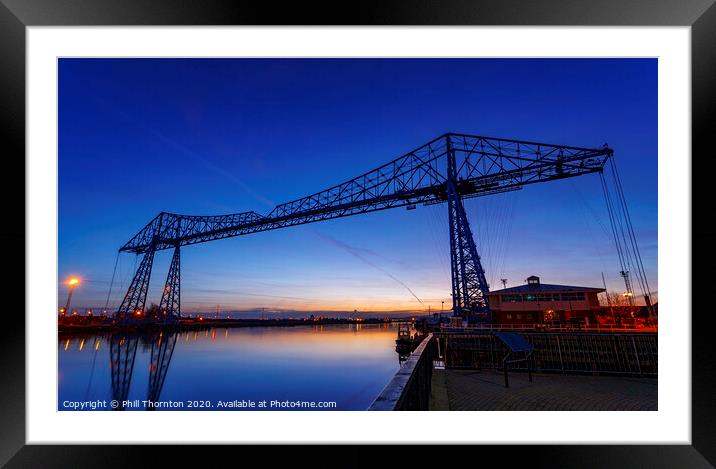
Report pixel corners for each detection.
[609,158,654,306]
[104,251,120,311]
[600,156,653,312]
[600,171,628,276]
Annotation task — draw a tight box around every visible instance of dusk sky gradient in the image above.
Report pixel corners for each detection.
[58,58,657,313]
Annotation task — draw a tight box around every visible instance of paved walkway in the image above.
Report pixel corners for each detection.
[430,369,657,411]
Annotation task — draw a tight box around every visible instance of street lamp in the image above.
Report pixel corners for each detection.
[622,291,634,307]
[63,277,80,315]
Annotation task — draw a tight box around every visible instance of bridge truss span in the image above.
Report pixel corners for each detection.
[114,133,613,323]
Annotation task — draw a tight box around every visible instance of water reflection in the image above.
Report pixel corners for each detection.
[147,331,178,408]
[109,330,179,410]
[60,323,403,410]
[109,334,138,410]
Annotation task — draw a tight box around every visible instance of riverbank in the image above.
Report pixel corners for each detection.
[58,316,407,334]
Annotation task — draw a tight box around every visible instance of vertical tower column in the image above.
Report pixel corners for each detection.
[159,245,181,322]
[115,248,156,322]
[446,136,491,322]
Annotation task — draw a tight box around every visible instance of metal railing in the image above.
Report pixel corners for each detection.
[441,323,657,333]
[436,331,657,376]
[368,333,435,411]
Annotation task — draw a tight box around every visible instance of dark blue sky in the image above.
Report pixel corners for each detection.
[59,58,657,312]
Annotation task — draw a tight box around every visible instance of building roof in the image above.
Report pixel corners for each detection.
[489,283,605,294]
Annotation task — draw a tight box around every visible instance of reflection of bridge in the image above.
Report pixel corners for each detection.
[110,331,178,410]
[113,133,617,323]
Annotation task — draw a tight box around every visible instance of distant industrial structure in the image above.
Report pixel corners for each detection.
[488,276,604,325]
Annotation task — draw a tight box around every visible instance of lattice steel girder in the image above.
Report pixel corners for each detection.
[158,246,181,320]
[110,334,138,411]
[119,133,612,254]
[147,331,178,406]
[115,248,155,321]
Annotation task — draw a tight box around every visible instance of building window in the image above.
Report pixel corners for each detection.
[560,292,586,301]
[506,314,512,320]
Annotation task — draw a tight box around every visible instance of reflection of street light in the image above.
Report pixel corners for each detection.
[63,277,80,315]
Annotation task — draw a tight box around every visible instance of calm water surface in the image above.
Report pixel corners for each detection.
[58,323,403,411]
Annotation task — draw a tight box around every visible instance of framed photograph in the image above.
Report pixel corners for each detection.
[4,0,714,465]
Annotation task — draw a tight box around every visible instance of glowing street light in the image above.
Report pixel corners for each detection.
[63,277,80,315]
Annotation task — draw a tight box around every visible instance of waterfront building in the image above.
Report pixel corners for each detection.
[488,276,604,325]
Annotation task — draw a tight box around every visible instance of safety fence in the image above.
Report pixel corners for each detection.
[442,323,657,333]
[435,332,657,376]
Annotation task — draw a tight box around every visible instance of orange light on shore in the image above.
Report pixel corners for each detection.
[63,278,80,318]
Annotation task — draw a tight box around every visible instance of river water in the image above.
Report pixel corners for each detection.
[58,323,403,411]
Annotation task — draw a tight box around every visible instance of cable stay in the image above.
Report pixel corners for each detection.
[104,251,120,312]
[599,157,654,316]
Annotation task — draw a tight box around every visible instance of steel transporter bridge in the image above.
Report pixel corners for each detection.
[114,132,619,325]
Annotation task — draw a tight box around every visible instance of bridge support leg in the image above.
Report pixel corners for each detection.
[446,137,490,323]
[159,246,181,323]
[115,248,156,322]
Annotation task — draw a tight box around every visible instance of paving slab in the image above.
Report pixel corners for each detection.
[433,369,657,411]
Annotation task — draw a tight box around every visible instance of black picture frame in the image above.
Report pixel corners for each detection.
[2,0,713,466]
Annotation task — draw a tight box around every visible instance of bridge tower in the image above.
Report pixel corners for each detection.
[158,246,181,322]
[115,246,156,322]
[115,211,182,323]
[445,136,491,322]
